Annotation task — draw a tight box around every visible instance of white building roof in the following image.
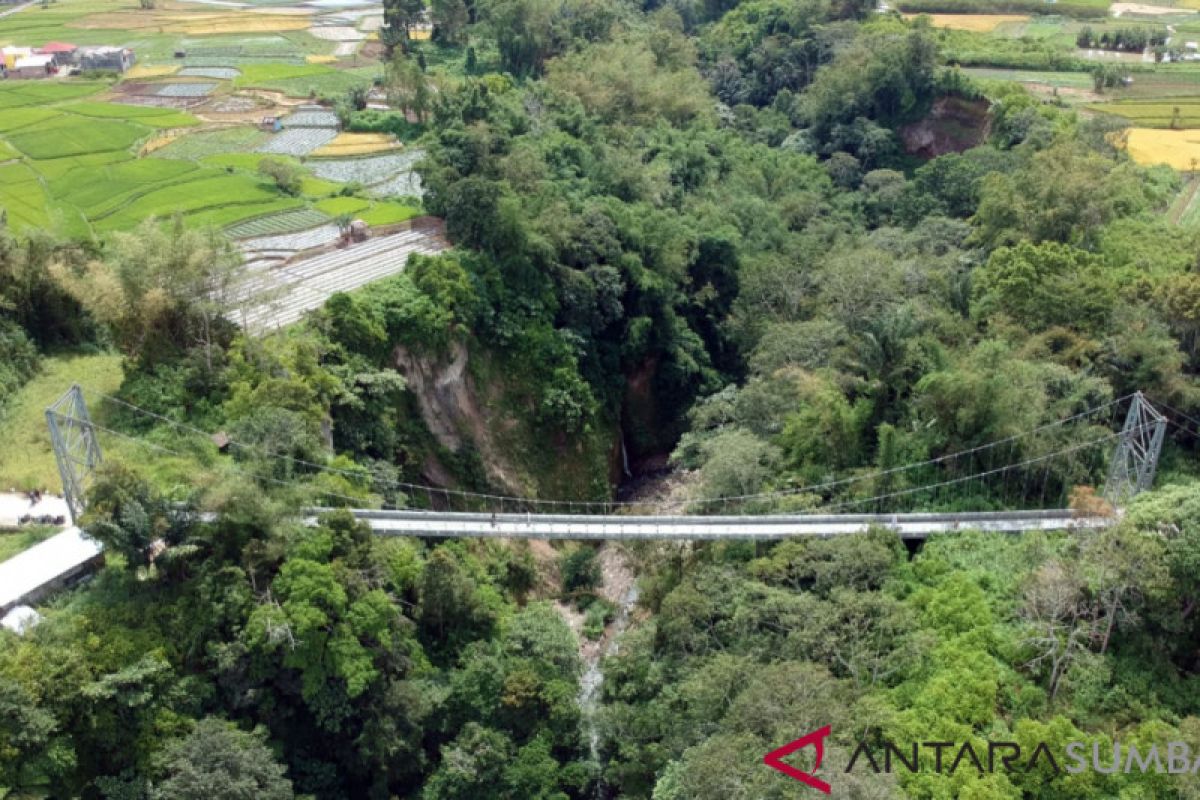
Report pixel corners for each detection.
[0,527,102,610]
[14,54,54,68]
[1,605,42,634]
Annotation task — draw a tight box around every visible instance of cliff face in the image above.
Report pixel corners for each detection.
[393,341,616,502]
[900,95,991,159]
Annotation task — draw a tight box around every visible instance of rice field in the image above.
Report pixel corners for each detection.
[77,10,312,35]
[6,117,146,159]
[1090,99,1200,127]
[1122,127,1200,169]
[902,13,1029,31]
[61,102,200,129]
[0,82,108,109]
[95,174,292,231]
[235,63,378,98]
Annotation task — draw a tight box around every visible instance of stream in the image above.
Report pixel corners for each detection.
[578,580,641,787]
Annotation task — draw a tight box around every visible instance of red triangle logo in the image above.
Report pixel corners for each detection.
[763,725,832,794]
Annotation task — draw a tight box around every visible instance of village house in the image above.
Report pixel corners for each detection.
[10,53,54,78]
[36,41,77,66]
[1,46,32,70]
[77,45,135,72]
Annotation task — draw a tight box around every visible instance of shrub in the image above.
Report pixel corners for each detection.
[560,546,601,595]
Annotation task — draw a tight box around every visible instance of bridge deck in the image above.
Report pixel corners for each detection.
[328,509,1115,541]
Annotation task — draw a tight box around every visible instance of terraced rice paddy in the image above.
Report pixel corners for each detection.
[60,102,200,128]
[7,117,146,159]
[0,82,316,237]
[235,62,378,97]
[0,0,419,244]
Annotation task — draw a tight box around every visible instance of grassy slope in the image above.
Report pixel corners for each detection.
[0,526,59,563]
[0,353,123,492]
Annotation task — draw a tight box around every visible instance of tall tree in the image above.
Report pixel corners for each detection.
[152,718,294,800]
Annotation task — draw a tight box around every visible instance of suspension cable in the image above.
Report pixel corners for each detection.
[80,387,1135,512]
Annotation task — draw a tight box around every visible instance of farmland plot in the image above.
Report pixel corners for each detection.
[258,127,339,155]
[95,174,286,231]
[48,159,200,218]
[237,222,448,331]
[309,25,364,41]
[156,83,218,98]
[309,149,425,197]
[226,207,332,237]
[368,171,423,198]
[281,108,340,128]
[239,222,341,258]
[312,132,401,156]
[178,67,242,79]
[61,103,200,129]
[152,126,269,160]
[7,117,146,159]
[0,82,107,110]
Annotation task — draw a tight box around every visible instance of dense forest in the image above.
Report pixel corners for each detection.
[6,0,1200,796]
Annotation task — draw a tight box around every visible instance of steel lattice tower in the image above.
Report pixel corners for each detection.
[46,384,103,524]
[1103,392,1166,507]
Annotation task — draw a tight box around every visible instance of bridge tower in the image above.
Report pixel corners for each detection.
[46,384,103,524]
[1102,392,1166,507]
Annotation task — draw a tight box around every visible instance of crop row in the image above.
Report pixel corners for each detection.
[178,67,241,80]
[308,149,425,185]
[281,110,340,129]
[156,83,218,98]
[225,208,333,238]
[257,128,339,156]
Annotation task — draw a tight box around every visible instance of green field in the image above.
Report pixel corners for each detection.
[0,0,422,240]
[0,527,59,562]
[1088,99,1200,127]
[7,116,147,159]
[0,352,124,492]
[0,82,345,236]
[235,63,379,97]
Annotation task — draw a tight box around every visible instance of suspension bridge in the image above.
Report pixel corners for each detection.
[0,386,1182,615]
[43,386,1176,537]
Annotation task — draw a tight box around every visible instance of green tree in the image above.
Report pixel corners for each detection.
[0,677,73,796]
[972,240,1116,334]
[50,217,243,370]
[257,157,303,196]
[432,0,470,44]
[152,718,294,800]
